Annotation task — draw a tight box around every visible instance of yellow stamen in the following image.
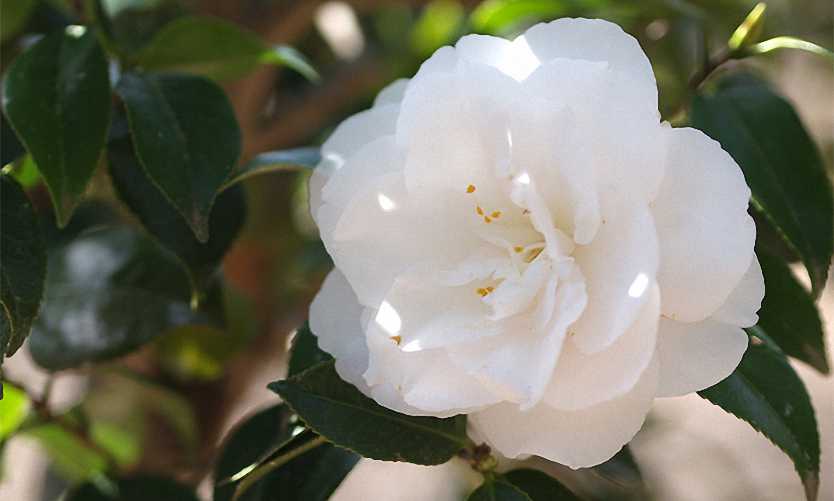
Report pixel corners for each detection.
[522,209,530,215]
[491,211,501,219]
[513,246,524,253]
[484,216,492,223]
[466,184,476,193]
[391,335,402,345]
[476,206,484,216]
[476,288,488,297]
[525,247,544,263]
[486,286,494,293]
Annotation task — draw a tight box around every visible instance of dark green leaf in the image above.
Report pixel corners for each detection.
[223,147,321,190]
[214,404,358,501]
[699,333,820,501]
[66,475,199,501]
[28,227,198,371]
[268,360,468,465]
[1,0,37,42]
[692,75,833,296]
[2,28,111,226]
[108,133,246,295]
[504,469,580,501]
[136,16,318,81]
[756,251,828,373]
[468,478,532,501]
[116,71,241,242]
[0,175,46,360]
[1,113,24,166]
[288,323,333,378]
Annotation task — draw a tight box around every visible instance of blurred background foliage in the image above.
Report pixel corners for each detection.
[0,0,832,500]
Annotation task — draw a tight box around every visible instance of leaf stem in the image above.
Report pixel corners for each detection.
[231,435,328,501]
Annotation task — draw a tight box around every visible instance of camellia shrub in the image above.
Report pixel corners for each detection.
[0,1,831,500]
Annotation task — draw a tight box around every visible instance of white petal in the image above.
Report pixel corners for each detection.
[655,318,749,397]
[447,270,587,407]
[455,34,539,81]
[309,270,370,389]
[364,314,500,416]
[711,256,765,328]
[571,207,659,353]
[522,18,657,111]
[653,127,756,322]
[471,356,659,469]
[373,78,409,107]
[546,284,660,410]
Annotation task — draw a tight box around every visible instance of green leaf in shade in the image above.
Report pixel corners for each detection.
[222,147,320,190]
[504,469,581,501]
[1,0,37,42]
[699,333,820,501]
[2,27,111,226]
[0,175,46,361]
[268,361,469,465]
[28,227,198,371]
[756,251,828,373]
[136,16,318,81]
[691,75,833,297]
[108,132,246,295]
[24,421,111,481]
[65,475,199,501]
[0,382,29,436]
[287,323,333,378]
[155,324,233,381]
[591,445,645,496]
[1,113,24,167]
[214,403,357,501]
[470,0,568,34]
[468,477,533,501]
[411,0,465,56]
[115,71,241,242]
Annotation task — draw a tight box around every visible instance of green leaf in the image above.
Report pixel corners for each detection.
[287,323,333,378]
[24,421,111,481]
[699,333,820,501]
[755,251,828,373]
[155,324,234,381]
[28,227,198,371]
[0,382,29,437]
[504,469,580,501]
[745,37,834,61]
[222,147,320,190]
[470,0,568,34]
[116,71,241,242]
[727,2,766,51]
[108,132,246,295]
[214,404,357,501]
[1,0,38,42]
[268,360,468,465]
[136,16,318,81]
[468,477,533,501]
[66,475,199,500]
[692,75,834,296]
[0,175,46,361]
[411,1,465,56]
[2,27,111,226]
[592,445,645,495]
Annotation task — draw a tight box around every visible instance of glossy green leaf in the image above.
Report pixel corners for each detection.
[287,323,333,378]
[699,333,820,501]
[1,0,37,42]
[692,75,833,297]
[756,251,828,373]
[222,147,320,190]
[1,175,46,360]
[108,133,246,295]
[2,27,111,226]
[28,227,198,371]
[470,0,568,34]
[136,16,318,81]
[269,361,469,465]
[0,383,29,437]
[468,477,533,501]
[504,469,580,501]
[66,475,199,501]
[116,71,241,242]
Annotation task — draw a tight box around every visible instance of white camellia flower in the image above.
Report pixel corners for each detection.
[308,18,764,468]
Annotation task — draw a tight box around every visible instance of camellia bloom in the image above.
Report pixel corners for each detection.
[308,18,764,468]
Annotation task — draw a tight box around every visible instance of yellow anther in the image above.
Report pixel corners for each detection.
[522,209,530,215]
[491,211,501,219]
[513,246,524,253]
[476,206,484,216]
[391,335,402,345]
[476,287,494,297]
[525,247,544,263]
[486,286,494,293]
[466,184,476,193]
[484,216,492,223]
